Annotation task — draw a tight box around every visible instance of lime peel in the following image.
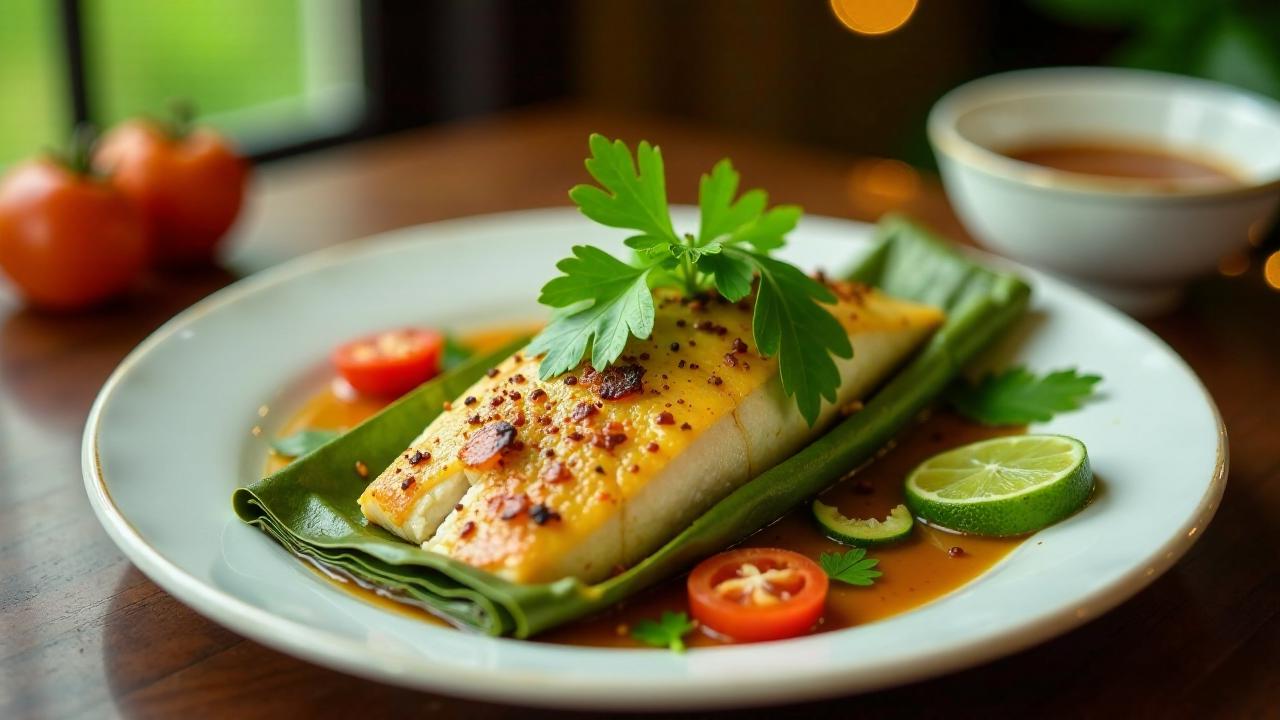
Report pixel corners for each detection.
[904,434,1093,537]
[813,501,914,546]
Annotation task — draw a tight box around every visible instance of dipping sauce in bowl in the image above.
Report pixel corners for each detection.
[1003,141,1241,186]
[928,67,1280,315]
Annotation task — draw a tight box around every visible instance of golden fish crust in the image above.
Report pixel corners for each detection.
[360,284,944,583]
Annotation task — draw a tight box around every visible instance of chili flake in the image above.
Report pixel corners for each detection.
[530,503,561,525]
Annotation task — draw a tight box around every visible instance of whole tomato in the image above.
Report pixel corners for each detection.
[95,111,248,266]
[0,155,147,310]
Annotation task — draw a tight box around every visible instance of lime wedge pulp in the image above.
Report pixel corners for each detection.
[904,434,1093,537]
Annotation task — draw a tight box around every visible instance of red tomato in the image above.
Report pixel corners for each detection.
[95,118,248,266]
[687,548,828,642]
[0,159,147,310]
[333,329,444,397]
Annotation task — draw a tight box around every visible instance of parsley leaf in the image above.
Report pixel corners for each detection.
[819,548,882,587]
[569,134,678,248]
[269,429,339,459]
[533,134,853,422]
[631,611,697,652]
[949,367,1102,425]
[527,250,655,378]
[697,250,756,302]
[742,251,852,426]
[698,159,767,243]
[726,205,801,251]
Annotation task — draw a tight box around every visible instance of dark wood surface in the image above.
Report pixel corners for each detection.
[1,106,1276,719]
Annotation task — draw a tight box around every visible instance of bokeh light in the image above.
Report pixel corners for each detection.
[1246,220,1267,247]
[830,0,918,36]
[1264,251,1280,290]
[847,158,921,217]
[1217,250,1250,277]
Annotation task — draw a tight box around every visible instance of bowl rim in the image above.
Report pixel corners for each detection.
[928,66,1280,201]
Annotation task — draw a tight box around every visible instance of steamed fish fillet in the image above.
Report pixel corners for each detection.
[359,283,944,584]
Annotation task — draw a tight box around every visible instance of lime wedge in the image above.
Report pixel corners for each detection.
[904,434,1093,536]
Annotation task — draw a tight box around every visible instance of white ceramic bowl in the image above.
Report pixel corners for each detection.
[929,67,1280,315]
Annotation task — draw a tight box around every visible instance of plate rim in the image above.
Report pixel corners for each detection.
[81,207,1228,710]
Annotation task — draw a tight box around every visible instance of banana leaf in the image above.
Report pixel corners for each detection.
[233,215,1031,638]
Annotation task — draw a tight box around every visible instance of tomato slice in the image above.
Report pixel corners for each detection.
[687,548,828,642]
[332,328,444,397]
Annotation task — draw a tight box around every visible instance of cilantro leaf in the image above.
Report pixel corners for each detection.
[269,429,339,459]
[819,548,882,587]
[740,250,853,426]
[949,367,1102,425]
[631,611,697,652]
[569,134,678,246]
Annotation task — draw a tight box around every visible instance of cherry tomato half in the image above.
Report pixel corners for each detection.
[687,548,828,642]
[332,328,444,397]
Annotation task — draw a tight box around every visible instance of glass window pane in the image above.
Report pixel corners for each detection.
[83,0,363,149]
[0,0,67,166]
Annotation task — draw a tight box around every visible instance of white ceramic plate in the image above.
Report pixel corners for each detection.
[83,208,1225,711]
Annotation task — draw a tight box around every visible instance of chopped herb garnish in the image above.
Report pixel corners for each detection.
[631,610,697,652]
[819,548,882,587]
[949,367,1102,426]
[527,134,850,425]
[268,429,339,459]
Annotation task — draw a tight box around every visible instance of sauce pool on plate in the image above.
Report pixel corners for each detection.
[1002,140,1241,186]
[266,328,1025,646]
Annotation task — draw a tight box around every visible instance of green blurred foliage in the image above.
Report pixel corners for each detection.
[1033,0,1280,99]
[0,0,66,165]
[0,0,312,167]
[83,0,306,126]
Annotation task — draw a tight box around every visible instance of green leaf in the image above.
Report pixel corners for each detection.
[537,245,652,309]
[1197,14,1280,99]
[569,134,678,245]
[441,335,473,371]
[741,250,852,426]
[949,367,1102,426]
[698,159,767,243]
[697,251,756,302]
[729,205,802,252]
[528,265,655,379]
[819,548,882,587]
[268,429,340,459]
[631,611,697,652]
[540,135,846,420]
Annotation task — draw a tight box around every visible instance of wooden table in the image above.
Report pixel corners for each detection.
[2,106,1276,719]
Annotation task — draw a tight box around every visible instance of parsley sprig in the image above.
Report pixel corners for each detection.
[631,611,697,652]
[527,134,852,425]
[949,367,1101,426]
[819,548,882,587]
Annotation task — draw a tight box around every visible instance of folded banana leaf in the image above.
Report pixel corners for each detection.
[233,215,1031,637]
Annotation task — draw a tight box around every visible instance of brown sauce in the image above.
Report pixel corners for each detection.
[267,328,1025,646]
[1003,140,1240,186]
[540,412,1022,647]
